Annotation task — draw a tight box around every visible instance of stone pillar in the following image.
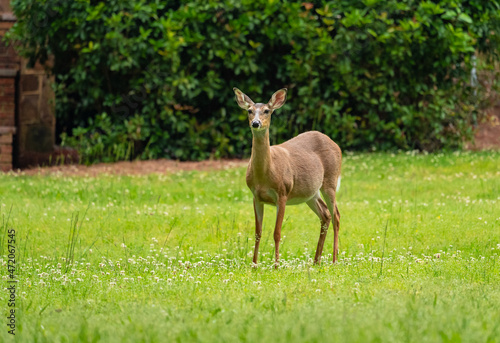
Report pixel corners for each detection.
[17,60,56,167]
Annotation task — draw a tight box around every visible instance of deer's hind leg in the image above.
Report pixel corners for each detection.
[306,192,332,264]
[321,188,340,263]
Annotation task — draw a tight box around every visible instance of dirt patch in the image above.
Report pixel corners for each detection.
[467,105,500,150]
[18,159,248,177]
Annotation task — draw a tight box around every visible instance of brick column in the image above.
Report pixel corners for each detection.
[2,8,57,169]
[1,5,18,172]
[0,70,16,171]
[0,127,15,171]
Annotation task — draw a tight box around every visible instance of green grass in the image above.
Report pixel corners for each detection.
[1,151,500,342]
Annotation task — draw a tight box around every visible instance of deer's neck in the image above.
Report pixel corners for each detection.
[250,129,272,176]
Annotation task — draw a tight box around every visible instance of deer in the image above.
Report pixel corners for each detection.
[233,87,342,268]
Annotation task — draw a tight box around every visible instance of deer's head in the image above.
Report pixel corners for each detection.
[233,88,287,131]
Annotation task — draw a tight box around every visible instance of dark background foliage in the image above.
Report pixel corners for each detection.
[6,0,500,162]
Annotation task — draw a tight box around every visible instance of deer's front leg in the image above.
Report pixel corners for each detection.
[274,197,287,269]
[253,198,264,265]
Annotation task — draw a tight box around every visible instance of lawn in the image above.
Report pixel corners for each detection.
[1,151,500,342]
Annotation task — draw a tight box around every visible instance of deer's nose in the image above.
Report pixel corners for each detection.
[251,121,261,128]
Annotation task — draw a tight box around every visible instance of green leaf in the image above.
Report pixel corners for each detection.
[457,13,473,24]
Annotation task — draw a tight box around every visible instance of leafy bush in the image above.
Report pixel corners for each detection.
[6,0,500,162]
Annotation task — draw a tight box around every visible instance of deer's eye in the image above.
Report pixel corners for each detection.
[248,110,253,114]
[264,110,270,114]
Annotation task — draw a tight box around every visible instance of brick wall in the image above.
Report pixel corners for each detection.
[0,75,15,126]
[0,0,11,12]
[0,127,14,171]
[1,3,57,171]
[0,4,17,171]
[0,74,15,171]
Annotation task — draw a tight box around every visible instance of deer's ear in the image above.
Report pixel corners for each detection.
[233,88,254,110]
[268,88,287,110]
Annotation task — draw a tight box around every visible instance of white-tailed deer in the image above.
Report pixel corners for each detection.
[233,87,342,267]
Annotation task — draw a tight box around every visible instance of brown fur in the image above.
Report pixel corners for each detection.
[233,88,342,267]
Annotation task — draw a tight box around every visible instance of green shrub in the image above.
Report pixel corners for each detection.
[6,0,500,162]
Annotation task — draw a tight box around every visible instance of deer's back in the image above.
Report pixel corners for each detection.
[269,131,341,201]
[278,131,341,169]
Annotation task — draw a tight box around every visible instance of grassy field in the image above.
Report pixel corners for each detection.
[1,151,500,342]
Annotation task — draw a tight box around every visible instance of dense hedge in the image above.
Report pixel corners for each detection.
[6,0,500,161]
